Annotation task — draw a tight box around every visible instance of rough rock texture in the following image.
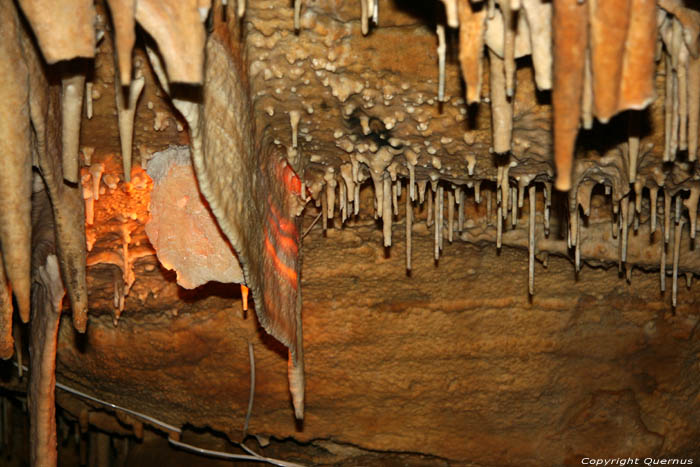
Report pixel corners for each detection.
[145,146,244,289]
[51,213,700,464]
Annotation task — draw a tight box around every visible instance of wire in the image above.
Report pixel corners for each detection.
[11,361,306,466]
[243,341,255,434]
[169,439,305,467]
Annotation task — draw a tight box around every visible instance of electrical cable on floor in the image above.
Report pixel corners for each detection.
[11,361,306,466]
[243,341,255,434]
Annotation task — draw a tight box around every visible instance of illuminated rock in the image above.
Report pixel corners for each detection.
[145,146,244,289]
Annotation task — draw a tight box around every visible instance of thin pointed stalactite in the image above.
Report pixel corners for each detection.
[383,176,392,247]
[650,186,658,233]
[437,24,446,103]
[406,187,412,271]
[672,218,684,307]
[60,64,86,184]
[448,189,454,243]
[528,185,536,295]
[115,73,145,182]
[438,185,444,252]
[489,49,512,154]
[660,214,666,292]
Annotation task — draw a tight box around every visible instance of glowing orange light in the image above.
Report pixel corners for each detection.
[264,231,298,287]
[240,284,249,311]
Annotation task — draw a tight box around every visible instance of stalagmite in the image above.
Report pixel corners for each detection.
[689,54,700,162]
[528,185,536,295]
[502,2,516,97]
[115,74,145,182]
[457,0,487,104]
[448,189,454,243]
[294,0,302,31]
[475,181,481,204]
[0,1,32,323]
[61,69,86,184]
[672,219,684,307]
[289,110,301,149]
[552,0,587,190]
[383,176,392,247]
[437,24,446,102]
[489,49,512,153]
[675,194,681,225]
[406,188,412,271]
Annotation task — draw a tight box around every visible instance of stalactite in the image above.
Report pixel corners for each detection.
[289,110,300,149]
[684,187,698,240]
[61,68,86,184]
[650,186,658,234]
[552,0,587,190]
[664,54,674,162]
[502,1,516,97]
[438,185,444,252]
[628,112,640,183]
[665,189,671,244]
[457,188,464,232]
[406,187,412,271]
[0,0,32,323]
[689,54,700,162]
[489,49,512,154]
[672,219,684,307]
[457,0,486,104]
[437,24,446,103]
[382,176,392,247]
[528,185,536,295]
[294,0,302,31]
[447,189,454,243]
[115,73,145,182]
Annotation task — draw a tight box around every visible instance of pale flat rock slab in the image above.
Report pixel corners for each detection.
[146,146,243,289]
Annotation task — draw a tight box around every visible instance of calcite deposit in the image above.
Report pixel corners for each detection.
[0,0,698,465]
[145,146,244,289]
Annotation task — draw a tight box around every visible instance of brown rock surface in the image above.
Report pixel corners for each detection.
[50,211,700,464]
